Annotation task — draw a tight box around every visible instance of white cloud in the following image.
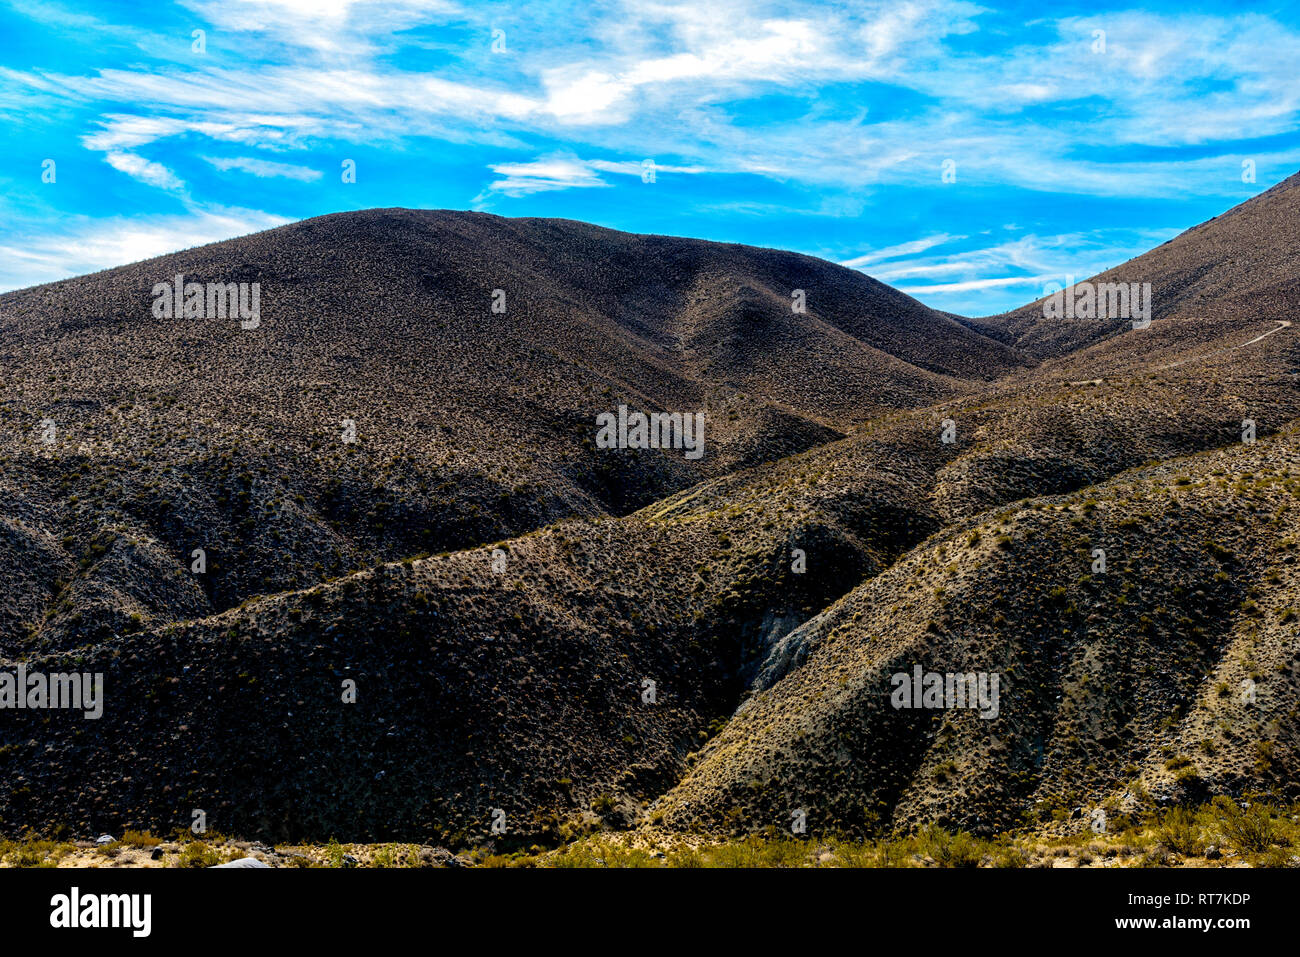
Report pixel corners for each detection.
[842,234,963,269]
[82,115,196,150]
[103,150,185,191]
[896,274,1058,294]
[8,1,1295,207]
[480,153,612,197]
[0,207,291,291]
[178,0,463,57]
[586,158,711,176]
[83,112,322,151]
[537,15,838,125]
[477,152,711,199]
[4,0,1299,295]
[203,155,323,180]
[875,227,1188,312]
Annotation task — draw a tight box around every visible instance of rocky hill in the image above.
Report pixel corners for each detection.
[1,177,1298,849]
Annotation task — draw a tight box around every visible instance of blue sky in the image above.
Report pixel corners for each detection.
[2,0,1298,315]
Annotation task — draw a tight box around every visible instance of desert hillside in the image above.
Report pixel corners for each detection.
[1,176,1298,850]
[0,210,1027,660]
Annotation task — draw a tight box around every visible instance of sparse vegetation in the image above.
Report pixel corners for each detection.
[3,192,1300,864]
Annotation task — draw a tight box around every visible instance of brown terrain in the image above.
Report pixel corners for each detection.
[1,171,1298,861]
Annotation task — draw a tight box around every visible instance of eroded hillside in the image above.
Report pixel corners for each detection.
[2,176,1299,848]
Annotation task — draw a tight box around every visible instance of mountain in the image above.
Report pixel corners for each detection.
[963,170,1300,359]
[0,209,1026,660]
[1,175,1298,846]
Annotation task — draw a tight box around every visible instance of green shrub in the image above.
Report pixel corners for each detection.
[177,841,221,868]
[121,829,162,847]
[1211,797,1277,854]
[1157,808,1203,855]
[918,825,985,867]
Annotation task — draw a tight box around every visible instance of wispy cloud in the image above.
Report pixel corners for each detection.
[203,155,323,180]
[896,274,1058,294]
[478,153,612,197]
[0,207,290,291]
[877,228,1183,313]
[0,0,1296,310]
[842,234,963,269]
[476,152,710,199]
[102,150,186,191]
[16,1,1296,201]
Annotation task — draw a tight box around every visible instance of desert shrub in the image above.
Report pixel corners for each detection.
[1211,797,1277,854]
[707,836,809,868]
[918,825,985,867]
[324,837,346,868]
[176,841,221,868]
[0,833,69,867]
[120,829,162,847]
[1157,807,1203,855]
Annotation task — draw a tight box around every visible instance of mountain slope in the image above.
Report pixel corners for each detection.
[0,210,1027,658]
[964,170,1300,359]
[658,429,1300,836]
[2,177,1300,848]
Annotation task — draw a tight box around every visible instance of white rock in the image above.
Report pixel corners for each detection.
[211,857,271,868]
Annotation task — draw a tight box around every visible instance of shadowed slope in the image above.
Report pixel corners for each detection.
[0,210,1026,656]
